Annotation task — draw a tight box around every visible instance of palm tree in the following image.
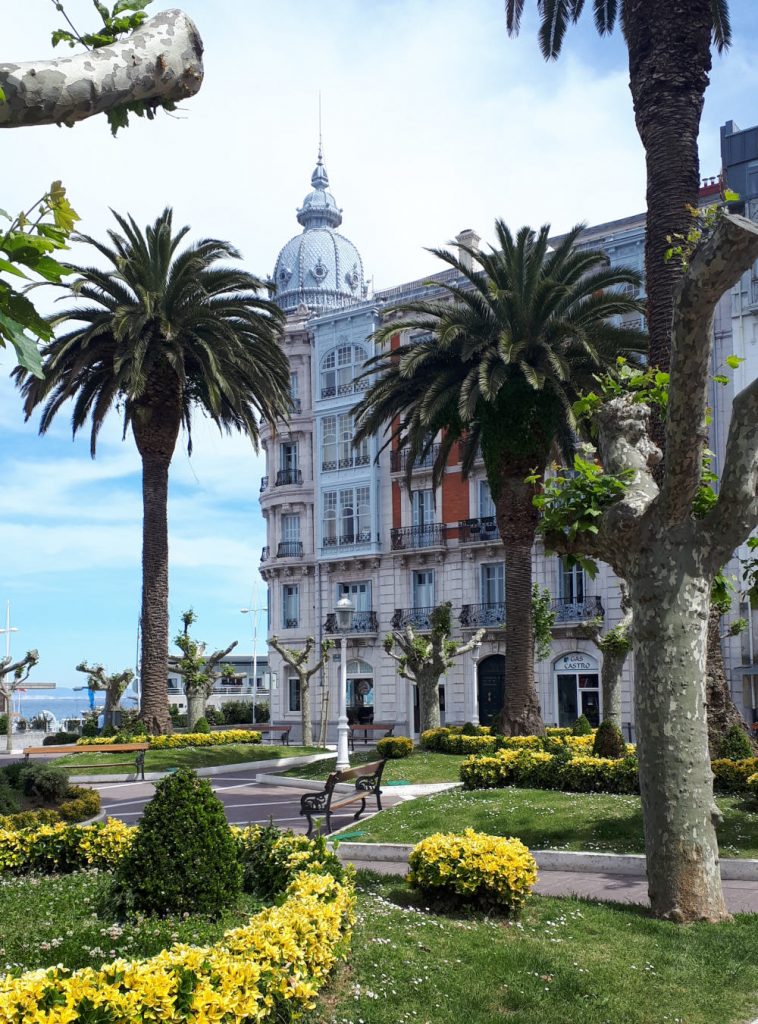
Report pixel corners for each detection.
[504,1,730,381]
[355,221,645,735]
[14,209,290,734]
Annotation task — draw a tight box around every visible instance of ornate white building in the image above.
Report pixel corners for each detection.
[259,134,758,743]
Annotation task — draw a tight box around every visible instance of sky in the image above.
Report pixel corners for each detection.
[2,0,758,688]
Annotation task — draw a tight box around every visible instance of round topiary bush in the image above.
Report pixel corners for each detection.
[376,735,413,759]
[19,763,69,804]
[193,716,211,734]
[571,714,592,736]
[0,772,20,815]
[408,828,537,914]
[114,767,242,917]
[592,720,626,759]
[718,724,754,761]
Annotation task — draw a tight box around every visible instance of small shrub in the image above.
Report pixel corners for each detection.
[114,768,242,917]
[408,828,537,913]
[169,703,182,726]
[58,786,101,822]
[253,700,271,724]
[235,822,344,898]
[0,713,7,735]
[592,720,627,759]
[440,733,497,755]
[223,699,255,725]
[420,727,450,752]
[572,714,592,736]
[119,710,148,738]
[42,731,80,746]
[81,714,99,738]
[0,773,19,815]
[19,763,69,804]
[194,716,211,734]
[376,735,413,759]
[718,725,754,761]
[747,772,758,802]
[497,735,543,752]
[0,807,60,830]
[712,757,758,792]
[461,722,477,736]
[203,705,223,726]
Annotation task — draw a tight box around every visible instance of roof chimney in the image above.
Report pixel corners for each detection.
[455,228,481,271]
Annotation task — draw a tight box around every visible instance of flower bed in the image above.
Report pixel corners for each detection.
[420,726,604,757]
[0,823,354,1024]
[407,827,537,913]
[461,749,758,795]
[0,786,100,831]
[76,728,262,749]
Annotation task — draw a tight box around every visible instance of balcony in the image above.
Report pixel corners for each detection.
[391,607,435,631]
[275,469,303,486]
[321,453,371,472]
[390,444,441,473]
[260,546,270,562]
[260,476,268,492]
[283,617,299,629]
[460,602,505,629]
[390,524,447,551]
[323,530,372,550]
[324,610,379,634]
[320,377,372,400]
[551,597,604,623]
[277,541,304,558]
[291,397,302,414]
[458,517,499,544]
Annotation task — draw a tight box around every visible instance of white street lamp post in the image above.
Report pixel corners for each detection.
[471,640,482,727]
[241,606,263,726]
[335,595,355,771]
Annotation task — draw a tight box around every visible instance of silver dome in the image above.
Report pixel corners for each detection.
[273,149,366,313]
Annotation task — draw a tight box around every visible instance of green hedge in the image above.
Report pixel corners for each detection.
[711,757,758,792]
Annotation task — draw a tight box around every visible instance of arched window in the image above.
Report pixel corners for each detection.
[320,344,367,398]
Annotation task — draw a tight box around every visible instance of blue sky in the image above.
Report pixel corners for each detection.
[2,0,758,687]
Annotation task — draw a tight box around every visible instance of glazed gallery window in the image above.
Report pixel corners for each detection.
[321,413,369,470]
[288,677,301,712]
[323,486,371,546]
[320,344,367,398]
[282,585,299,628]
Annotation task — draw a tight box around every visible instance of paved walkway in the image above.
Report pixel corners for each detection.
[343,857,758,913]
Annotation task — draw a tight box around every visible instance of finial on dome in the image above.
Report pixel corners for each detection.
[311,145,329,190]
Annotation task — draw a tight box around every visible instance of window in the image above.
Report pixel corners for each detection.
[323,486,371,546]
[322,413,369,470]
[559,558,585,604]
[282,514,300,542]
[481,563,505,606]
[289,371,299,399]
[413,570,434,609]
[412,489,434,526]
[278,442,299,485]
[288,677,301,712]
[478,481,496,519]
[282,585,299,628]
[320,344,367,397]
[338,581,372,611]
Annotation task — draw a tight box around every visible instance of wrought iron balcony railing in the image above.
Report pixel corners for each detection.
[323,611,379,634]
[460,602,505,628]
[290,397,302,414]
[391,607,435,631]
[458,516,499,544]
[283,617,299,629]
[390,524,446,550]
[277,541,304,558]
[322,530,372,549]
[260,546,270,562]
[551,597,604,623]
[275,469,303,486]
[390,444,441,473]
[321,453,371,472]
[260,476,268,492]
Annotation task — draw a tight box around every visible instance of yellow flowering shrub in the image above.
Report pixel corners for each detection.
[0,819,135,875]
[747,772,758,800]
[0,867,355,1024]
[408,828,537,913]
[497,735,543,751]
[712,757,758,792]
[460,748,640,794]
[77,729,262,749]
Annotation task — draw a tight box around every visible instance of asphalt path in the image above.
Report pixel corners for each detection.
[93,766,404,833]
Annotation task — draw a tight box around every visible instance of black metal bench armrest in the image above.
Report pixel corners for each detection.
[300,791,329,813]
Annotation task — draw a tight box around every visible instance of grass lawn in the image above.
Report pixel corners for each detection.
[48,744,326,775]
[302,871,758,1024]
[0,871,263,973]
[332,786,758,859]
[280,749,467,785]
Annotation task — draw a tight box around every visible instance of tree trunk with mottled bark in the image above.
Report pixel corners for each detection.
[300,671,313,747]
[601,649,625,727]
[631,536,727,921]
[187,692,206,731]
[3,692,12,753]
[0,10,203,129]
[495,473,545,735]
[417,669,442,734]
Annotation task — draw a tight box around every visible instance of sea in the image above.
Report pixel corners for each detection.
[12,688,138,728]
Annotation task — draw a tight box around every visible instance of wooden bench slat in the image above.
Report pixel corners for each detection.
[23,742,149,780]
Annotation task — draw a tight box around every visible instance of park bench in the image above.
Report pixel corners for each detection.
[23,742,150,781]
[348,722,395,751]
[299,758,387,836]
[261,723,292,745]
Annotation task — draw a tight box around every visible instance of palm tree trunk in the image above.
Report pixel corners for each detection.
[624,1,713,425]
[139,452,173,735]
[706,603,756,756]
[494,471,545,736]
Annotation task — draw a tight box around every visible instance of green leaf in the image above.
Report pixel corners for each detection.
[113,0,152,11]
[0,258,29,279]
[0,313,43,377]
[724,188,740,202]
[712,374,729,386]
[0,87,5,103]
[725,354,744,369]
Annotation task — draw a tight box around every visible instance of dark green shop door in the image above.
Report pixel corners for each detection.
[477,655,505,726]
